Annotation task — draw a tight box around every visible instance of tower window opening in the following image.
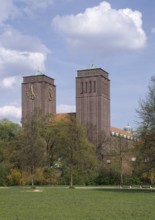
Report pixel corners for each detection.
[81,82,84,94]
[85,82,88,93]
[89,81,92,93]
[93,81,96,93]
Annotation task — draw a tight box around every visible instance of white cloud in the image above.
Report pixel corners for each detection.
[0,105,21,119]
[0,28,49,54]
[0,46,46,77]
[0,28,49,79]
[57,104,76,113]
[2,76,17,88]
[52,1,147,54]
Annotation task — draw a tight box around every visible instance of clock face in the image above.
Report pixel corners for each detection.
[48,86,54,101]
[26,84,37,100]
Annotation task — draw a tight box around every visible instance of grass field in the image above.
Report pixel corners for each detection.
[0,186,155,220]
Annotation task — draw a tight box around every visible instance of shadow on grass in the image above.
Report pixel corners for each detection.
[92,187,155,193]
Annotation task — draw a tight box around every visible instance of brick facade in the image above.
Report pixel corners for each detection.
[22,68,110,136]
[76,68,110,136]
[22,74,56,121]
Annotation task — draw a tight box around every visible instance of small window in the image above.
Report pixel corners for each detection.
[89,81,92,93]
[81,82,84,94]
[93,81,96,92]
[85,82,88,93]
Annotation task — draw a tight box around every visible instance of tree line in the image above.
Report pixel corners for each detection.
[0,76,155,186]
[0,114,99,187]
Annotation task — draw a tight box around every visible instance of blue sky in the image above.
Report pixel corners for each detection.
[0,0,154,130]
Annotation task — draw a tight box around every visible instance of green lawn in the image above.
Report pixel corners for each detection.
[0,187,155,220]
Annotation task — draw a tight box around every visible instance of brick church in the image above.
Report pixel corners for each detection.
[22,67,135,175]
[22,67,133,140]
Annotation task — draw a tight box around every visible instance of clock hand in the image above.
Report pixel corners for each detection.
[49,87,53,101]
[30,85,36,100]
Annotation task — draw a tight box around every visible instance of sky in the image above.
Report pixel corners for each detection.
[0,0,154,130]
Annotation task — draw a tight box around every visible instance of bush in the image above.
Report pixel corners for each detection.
[95,168,120,185]
[123,175,141,185]
[143,171,155,184]
[7,169,22,186]
[34,168,46,185]
[0,164,9,186]
[43,167,61,185]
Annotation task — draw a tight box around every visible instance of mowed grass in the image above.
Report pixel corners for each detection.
[0,187,155,220]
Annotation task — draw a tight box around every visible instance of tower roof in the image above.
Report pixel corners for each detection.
[77,68,109,80]
[34,70,43,76]
[124,123,133,133]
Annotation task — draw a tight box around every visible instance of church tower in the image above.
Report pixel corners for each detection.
[22,71,56,121]
[76,67,110,137]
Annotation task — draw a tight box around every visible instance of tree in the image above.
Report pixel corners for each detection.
[135,128,155,179]
[40,114,61,168]
[0,119,21,186]
[57,114,98,187]
[110,135,134,185]
[0,140,11,186]
[14,112,46,186]
[0,119,21,141]
[86,123,110,162]
[135,76,155,180]
[137,76,155,130]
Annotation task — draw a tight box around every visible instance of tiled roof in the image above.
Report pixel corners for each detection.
[51,113,75,123]
[53,113,135,140]
[111,126,133,137]
[111,126,135,140]
[54,113,68,120]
